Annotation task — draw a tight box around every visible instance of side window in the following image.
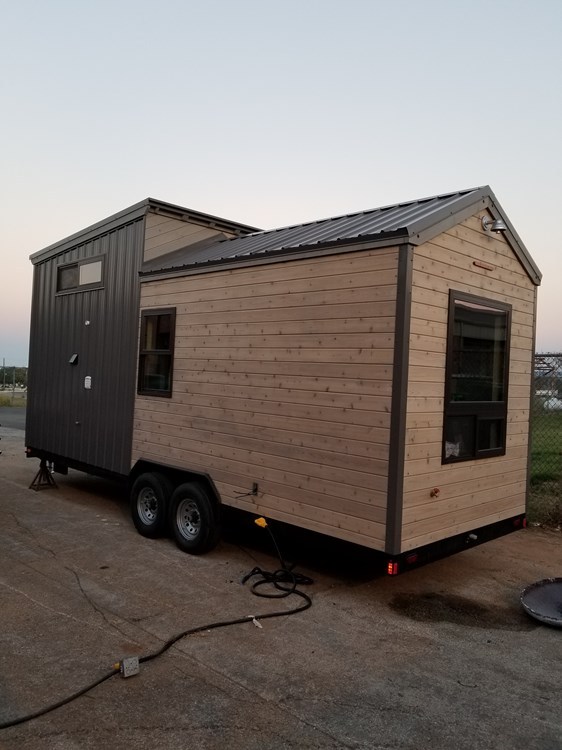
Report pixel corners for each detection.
[137,309,176,397]
[57,258,103,292]
[443,291,511,463]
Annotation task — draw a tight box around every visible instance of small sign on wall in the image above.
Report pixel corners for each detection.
[84,376,92,390]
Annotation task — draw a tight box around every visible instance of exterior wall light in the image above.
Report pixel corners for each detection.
[482,216,507,233]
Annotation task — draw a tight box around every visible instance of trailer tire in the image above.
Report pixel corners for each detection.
[130,472,173,538]
[169,482,220,554]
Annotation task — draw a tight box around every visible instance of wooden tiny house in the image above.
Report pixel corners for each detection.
[26,187,541,570]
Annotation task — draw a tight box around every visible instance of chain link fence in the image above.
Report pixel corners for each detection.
[530,353,562,524]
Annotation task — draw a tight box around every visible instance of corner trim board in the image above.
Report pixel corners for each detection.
[385,243,413,555]
[525,286,538,511]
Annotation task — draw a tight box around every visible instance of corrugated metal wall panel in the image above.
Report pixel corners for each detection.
[26,219,145,476]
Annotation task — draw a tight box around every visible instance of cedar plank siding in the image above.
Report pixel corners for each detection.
[401,212,535,551]
[133,248,399,549]
[144,212,239,262]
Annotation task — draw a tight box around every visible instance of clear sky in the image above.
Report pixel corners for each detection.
[1,0,560,365]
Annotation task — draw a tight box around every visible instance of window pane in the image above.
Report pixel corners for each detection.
[155,315,171,349]
[444,415,475,459]
[143,314,171,350]
[477,419,503,451]
[57,265,78,291]
[138,308,175,397]
[140,353,171,392]
[79,260,102,285]
[451,300,507,402]
[144,318,156,350]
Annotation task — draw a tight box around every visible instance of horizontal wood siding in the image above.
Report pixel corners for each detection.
[133,248,399,549]
[402,213,536,551]
[144,212,238,262]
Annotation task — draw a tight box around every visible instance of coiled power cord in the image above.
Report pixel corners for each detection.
[0,517,313,730]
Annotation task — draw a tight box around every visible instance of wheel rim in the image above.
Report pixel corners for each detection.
[137,487,159,525]
[176,498,201,541]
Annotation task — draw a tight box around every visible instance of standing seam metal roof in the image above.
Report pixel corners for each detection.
[138,186,540,285]
[142,186,508,272]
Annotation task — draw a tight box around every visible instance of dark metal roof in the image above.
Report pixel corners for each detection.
[141,186,541,285]
[30,198,260,264]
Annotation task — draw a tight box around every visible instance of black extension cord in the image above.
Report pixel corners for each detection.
[0,523,313,730]
[242,565,314,600]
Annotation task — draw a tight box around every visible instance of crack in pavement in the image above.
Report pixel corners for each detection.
[7,512,58,559]
[0,579,116,636]
[65,567,142,645]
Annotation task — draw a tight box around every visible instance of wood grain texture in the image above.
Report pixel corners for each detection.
[144,212,236,261]
[402,211,536,548]
[133,247,400,548]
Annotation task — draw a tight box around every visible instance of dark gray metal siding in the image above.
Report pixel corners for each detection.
[26,219,145,476]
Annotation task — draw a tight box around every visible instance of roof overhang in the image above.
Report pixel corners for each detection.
[404,186,541,285]
[139,186,541,286]
[139,231,409,282]
[30,198,260,265]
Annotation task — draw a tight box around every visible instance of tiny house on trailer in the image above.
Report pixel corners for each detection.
[26,187,541,572]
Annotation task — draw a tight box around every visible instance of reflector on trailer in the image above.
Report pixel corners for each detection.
[387,561,399,576]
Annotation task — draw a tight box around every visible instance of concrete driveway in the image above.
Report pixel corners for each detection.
[0,425,561,749]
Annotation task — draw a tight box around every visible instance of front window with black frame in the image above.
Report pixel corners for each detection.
[137,308,176,397]
[442,291,511,463]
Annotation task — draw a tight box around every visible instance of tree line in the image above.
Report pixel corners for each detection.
[0,367,27,388]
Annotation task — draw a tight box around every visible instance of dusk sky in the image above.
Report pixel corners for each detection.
[1,0,560,365]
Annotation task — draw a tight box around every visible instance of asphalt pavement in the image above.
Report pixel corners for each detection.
[0,406,25,430]
[0,425,561,749]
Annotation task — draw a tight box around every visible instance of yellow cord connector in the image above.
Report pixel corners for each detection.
[254,517,268,528]
[113,657,140,678]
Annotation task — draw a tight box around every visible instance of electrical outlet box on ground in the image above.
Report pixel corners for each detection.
[120,657,140,678]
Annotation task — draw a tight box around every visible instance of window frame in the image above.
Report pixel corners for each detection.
[56,256,105,294]
[442,290,512,464]
[137,307,176,398]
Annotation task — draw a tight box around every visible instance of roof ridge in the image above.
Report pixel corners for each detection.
[241,186,485,240]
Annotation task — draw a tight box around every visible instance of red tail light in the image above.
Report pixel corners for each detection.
[387,561,399,576]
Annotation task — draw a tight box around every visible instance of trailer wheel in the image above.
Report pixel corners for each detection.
[130,472,173,538]
[169,482,220,554]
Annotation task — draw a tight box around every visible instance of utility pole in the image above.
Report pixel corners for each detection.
[2,357,5,390]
